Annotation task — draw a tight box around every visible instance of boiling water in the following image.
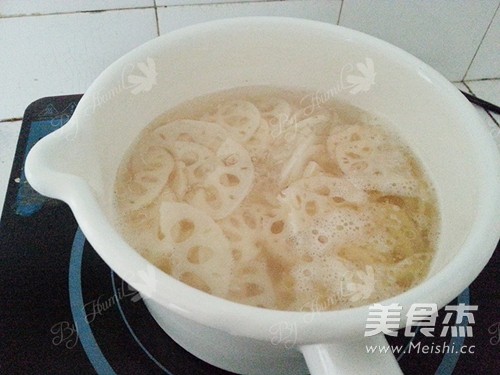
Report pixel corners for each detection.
[114,87,439,311]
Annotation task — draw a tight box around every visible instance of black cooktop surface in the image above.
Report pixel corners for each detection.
[0,96,498,374]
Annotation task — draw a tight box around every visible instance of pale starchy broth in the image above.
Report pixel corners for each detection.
[114,87,439,311]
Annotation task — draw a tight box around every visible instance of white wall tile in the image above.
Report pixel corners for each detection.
[0,121,21,218]
[466,5,500,80]
[158,0,341,34]
[157,0,266,5]
[0,0,154,17]
[339,0,499,81]
[0,9,157,120]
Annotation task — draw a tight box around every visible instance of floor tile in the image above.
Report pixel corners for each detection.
[0,0,154,17]
[339,0,499,81]
[0,9,158,121]
[0,121,21,217]
[158,0,341,34]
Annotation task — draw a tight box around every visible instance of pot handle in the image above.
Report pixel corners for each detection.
[300,334,402,375]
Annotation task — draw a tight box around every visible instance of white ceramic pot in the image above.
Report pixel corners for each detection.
[25,18,500,375]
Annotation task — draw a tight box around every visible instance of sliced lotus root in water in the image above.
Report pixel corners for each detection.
[116,146,175,211]
[159,202,233,296]
[280,190,331,231]
[227,259,277,309]
[294,112,331,137]
[336,203,422,267]
[153,119,228,151]
[218,208,262,263]
[244,119,270,159]
[287,205,370,259]
[280,141,342,186]
[253,96,292,126]
[279,176,367,230]
[261,205,290,239]
[327,124,418,196]
[272,111,331,146]
[278,135,316,185]
[152,120,255,219]
[169,141,219,185]
[217,201,290,262]
[197,109,218,123]
[291,198,421,264]
[169,161,188,199]
[335,138,419,196]
[350,253,430,304]
[296,106,333,128]
[257,206,292,259]
[129,142,172,171]
[367,203,423,259]
[270,114,332,181]
[326,125,375,177]
[287,176,368,204]
[280,142,341,185]
[120,204,161,252]
[385,252,433,290]
[326,124,389,158]
[301,144,343,178]
[187,138,254,220]
[302,161,325,177]
[216,100,261,142]
[290,256,355,311]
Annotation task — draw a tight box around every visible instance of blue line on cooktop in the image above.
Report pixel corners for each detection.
[69,227,117,375]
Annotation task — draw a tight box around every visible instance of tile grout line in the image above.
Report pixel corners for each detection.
[464,77,500,83]
[461,1,500,81]
[486,112,500,127]
[336,0,344,25]
[0,118,23,124]
[0,6,155,20]
[153,0,160,36]
[461,81,474,95]
[154,0,291,10]
[0,0,321,19]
